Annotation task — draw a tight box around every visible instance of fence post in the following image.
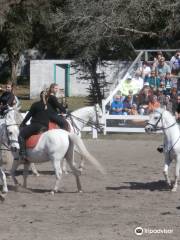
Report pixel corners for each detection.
[92,127,98,139]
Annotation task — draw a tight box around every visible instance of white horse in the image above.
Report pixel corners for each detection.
[22,104,103,175]
[0,111,20,200]
[145,108,180,192]
[5,108,105,195]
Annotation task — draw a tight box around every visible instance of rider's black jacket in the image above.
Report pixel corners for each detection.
[48,95,66,114]
[21,100,52,127]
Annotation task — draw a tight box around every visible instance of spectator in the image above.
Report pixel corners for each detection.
[120,74,139,96]
[145,70,161,90]
[164,95,173,113]
[123,94,134,115]
[157,89,166,108]
[155,57,171,77]
[164,73,173,95]
[152,51,164,70]
[129,103,139,115]
[110,95,124,115]
[170,87,178,114]
[147,95,161,114]
[138,61,151,79]
[137,83,153,115]
[169,50,180,75]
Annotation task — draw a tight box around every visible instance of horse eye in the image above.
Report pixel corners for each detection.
[154,117,159,120]
[8,131,13,135]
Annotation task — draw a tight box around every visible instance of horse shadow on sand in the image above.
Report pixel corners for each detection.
[106,180,172,192]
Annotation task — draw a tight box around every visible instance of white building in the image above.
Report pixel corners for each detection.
[30,60,130,99]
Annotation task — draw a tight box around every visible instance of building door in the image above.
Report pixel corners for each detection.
[54,64,70,96]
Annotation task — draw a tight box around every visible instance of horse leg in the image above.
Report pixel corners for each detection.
[79,156,85,172]
[0,167,8,193]
[51,158,63,194]
[11,159,21,187]
[163,155,172,187]
[172,156,180,192]
[23,162,30,188]
[30,163,40,177]
[61,158,68,175]
[66,144,82,192]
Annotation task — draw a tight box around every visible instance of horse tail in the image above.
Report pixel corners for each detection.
[68,134,105,174]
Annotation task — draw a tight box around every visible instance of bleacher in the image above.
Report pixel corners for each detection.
[101,49,180,134]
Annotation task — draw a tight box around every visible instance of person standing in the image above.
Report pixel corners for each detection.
[0,81,15,115]
[47,83,67,129]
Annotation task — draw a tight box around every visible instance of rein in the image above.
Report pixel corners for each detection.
[67,113,104,132]
[147,110,177,131]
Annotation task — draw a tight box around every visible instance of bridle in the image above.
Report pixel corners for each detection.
[0,109,20,151]
[146,110,180,153]
[67,105,104,133]
[146,110,177,131]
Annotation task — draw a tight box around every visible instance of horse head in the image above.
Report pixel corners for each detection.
[94,103,104,131]
[3,107,21,151]
[145,108,175,133]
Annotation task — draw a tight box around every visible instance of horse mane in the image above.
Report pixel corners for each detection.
[72,106,94,116]
[156,107,176,121]
[13,107,23,124]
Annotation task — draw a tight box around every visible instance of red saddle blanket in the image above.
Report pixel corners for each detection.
[26,122,59,148]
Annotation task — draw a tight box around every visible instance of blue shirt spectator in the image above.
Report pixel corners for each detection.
[110,95,124,115]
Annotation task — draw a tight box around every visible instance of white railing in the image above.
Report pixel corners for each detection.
[102,114,149,134]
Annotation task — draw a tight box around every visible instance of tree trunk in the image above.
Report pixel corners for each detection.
[11,61,18,85]
[8,51,19,85]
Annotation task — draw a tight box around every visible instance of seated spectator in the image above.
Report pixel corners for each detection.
[164,73,173,95]
[144,70,161,90]
[171,87,178,114]
[147,95,161,114]
[164,95,173,113]
[129,103,139,115]
[138,61,151,79]
[152,51,164,70]
[155,57,171,77]
[137,83,153,115]
[157,88,166,108]
[123,94,134,115]
[132,72,144,92]
[110,95,124,115]
[120,74,139,96]
[170,50,180,75]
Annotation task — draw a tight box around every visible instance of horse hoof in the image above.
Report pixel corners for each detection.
[0,193,6,202]
[34,173,40,177]
[171,188,177,192]
[78,190,83,193]
[51,191,55,195]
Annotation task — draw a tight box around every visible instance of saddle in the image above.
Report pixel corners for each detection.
[25,120,70,148]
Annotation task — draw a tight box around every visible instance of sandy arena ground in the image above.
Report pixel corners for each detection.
[0,134,180,240]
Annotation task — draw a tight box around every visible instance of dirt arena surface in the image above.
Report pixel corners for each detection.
[1,134,180,240]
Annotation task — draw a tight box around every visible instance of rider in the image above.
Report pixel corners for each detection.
[18,91,51,159]
[0,81,16,115]
[47,83,67,129]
